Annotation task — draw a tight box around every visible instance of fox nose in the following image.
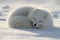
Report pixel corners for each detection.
[34,24,36,26]
[33,24,40,29]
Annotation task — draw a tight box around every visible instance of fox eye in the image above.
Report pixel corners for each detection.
[39,21,43,22]
[33,17,36,20]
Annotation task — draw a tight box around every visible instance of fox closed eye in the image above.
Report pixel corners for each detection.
[39,21,43,22]
[33,17,36,20]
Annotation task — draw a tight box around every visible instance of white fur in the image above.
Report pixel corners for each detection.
[8,7,53,29]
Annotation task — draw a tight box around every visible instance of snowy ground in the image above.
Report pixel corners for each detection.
[0,18,60,40]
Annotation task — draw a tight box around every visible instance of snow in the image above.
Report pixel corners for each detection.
[0,18,60,40]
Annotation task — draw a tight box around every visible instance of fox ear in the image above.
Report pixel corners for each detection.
[33,9,37,14]
[44,13,47,19]
[34,9,40,14]
[36,9,40,11]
